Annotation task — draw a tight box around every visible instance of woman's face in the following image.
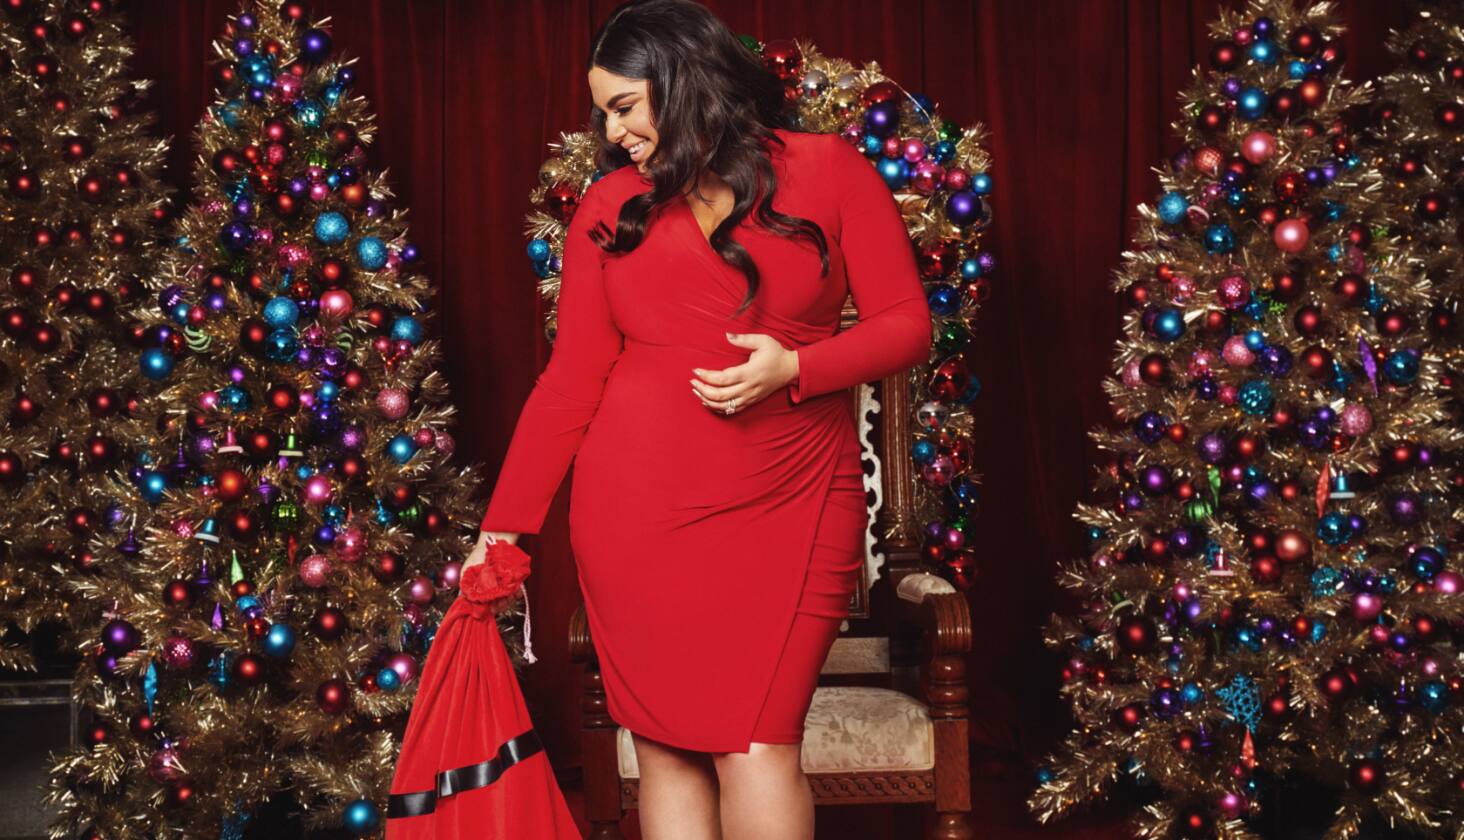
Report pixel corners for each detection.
[588,65,658,173]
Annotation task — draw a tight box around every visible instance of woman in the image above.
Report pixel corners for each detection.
[465,0,931,837]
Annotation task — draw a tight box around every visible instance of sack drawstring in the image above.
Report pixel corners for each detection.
[483,533,536,664]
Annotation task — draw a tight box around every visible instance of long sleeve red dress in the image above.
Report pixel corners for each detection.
[481,128,931,753]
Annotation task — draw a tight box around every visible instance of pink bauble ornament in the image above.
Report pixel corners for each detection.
[403,602,426,626]
[387,652,419,684]
[901,138,928,163]
[254,227,274,247]
[1217,273,1250,309]
[434,430,456,456]
[1352,592,1383,621]
[407,575,435,605]
[203,199,226,215]
[1121,359,1143,388]
[277,243,311,269]
[840,122,863,143]
[336,527,366,561]
[274,74,302,101]
[161,634,197,669]
[1170,274,1195,301]
[1274,219,1310,253]
[303,475,333,505]
[306,165,325,182]
[199,391,220,410]
[943,168,970,191]
[318,289,353,319]
[1223,335,1256,367]
[376,388,410,420]
[413,427,436,448]
[1339,403,1373,437]
[1241,131,1276,165]
[1200,182,1225,207]
[299,554,332,588]
[440,560,462,590]
[1218,792,1249,818]
[301,325,326,345]
[1188,350,1218,378]
[1218,384,1238,405]
[309,182,331,202]
[265,143,288,167]
[910,160,945,195]
[1434,570,1463,594]
[921,454,954,485]
[147,746,185,782]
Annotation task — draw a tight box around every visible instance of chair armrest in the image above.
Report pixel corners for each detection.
[894,573,971,658]
[896,572,957,604]
[568,602,595,663]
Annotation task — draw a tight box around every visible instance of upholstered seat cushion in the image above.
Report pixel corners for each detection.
[617,687,933,777]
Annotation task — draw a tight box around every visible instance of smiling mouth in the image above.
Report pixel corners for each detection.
[625,140,647,160]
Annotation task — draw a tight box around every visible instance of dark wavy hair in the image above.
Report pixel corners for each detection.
[585,0,829,317]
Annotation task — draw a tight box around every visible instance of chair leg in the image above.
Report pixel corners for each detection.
[581,661,626,838]
[929,810,974,840]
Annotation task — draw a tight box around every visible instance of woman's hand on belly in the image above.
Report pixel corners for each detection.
[690,332,799,415]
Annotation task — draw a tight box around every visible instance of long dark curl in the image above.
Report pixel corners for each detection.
[586,0,830,317]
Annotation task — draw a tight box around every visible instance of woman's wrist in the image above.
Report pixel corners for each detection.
[781,346,801,387]
[480,530,520,546]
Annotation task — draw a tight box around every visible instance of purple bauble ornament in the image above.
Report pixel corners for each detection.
[102,619,140,654]
[945,190,984,227]
[1390,492,1422,525]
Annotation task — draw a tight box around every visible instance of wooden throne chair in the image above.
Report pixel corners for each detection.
[567,303,975,839]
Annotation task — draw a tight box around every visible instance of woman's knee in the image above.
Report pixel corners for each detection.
[711,741,804,780]
[631,732,715,772]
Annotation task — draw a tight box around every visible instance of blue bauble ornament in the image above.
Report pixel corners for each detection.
[342,799,381,836]
[945,190,984,227]
[300,28,332,63]
[313,211,350,244]
[322,504,346,526]
[932,140,956,164]
[1317,511,1352,546]
[1237,86,1268,119]
[140,348,175,380]
[863,101,900,138]
[927,284,961,315]
[959,257,982,279]
[376,667,401,692]
[1420,680,1450,713]
[1288,59,1308,80]
[1134,411,1168,445]
[140,470,168,504]
[1384,349,1420,385]
[1237,379,1273,416]
[219,221,254,253]
[238,53,274,89]
[1157,191,1188,224]
[911,439,937,465]
[217,98,244,129]
[387,434,418,464]
[355,236,388,270]
[293,99,325,128]
[390,315,424,344]
[1249,39,1276,64]
[860,133,883,156]
[1411,546,1445,580]
[219,384,250,413]
[876,156,909,189]
[263,296,300,328]
[1151,306,1185,342]
[317,381,339,402]
[265,328,298,363]
[970,172,993,195]
[527,238,551,262]
[263,623,296,658]
[1180,683,1203,705]
[1204,223,1235,254]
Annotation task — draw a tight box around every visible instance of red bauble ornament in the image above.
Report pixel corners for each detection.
[316,678,350,714]
[1274,529,1311,562]
[543,182,580,222]
[232,652,264,684]
[163,579,192,607]
[216,468,246,502]
[312,606,346,640]
[760,39,803,82]
[1116,615,1155,653]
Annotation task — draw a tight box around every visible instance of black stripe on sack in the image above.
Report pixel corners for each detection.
[387,729,545,819]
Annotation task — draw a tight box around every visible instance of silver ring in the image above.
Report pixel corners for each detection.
[725,398,737,415]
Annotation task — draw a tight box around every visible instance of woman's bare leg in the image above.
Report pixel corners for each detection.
[631,732,722,840]
[712,741,812,840]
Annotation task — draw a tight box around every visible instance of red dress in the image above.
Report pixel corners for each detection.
[482,128,931,753]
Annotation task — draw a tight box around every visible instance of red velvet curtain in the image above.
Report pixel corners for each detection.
[125,0,1413,772]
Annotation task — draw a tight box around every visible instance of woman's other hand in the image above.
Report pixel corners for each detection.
[690,332,799,414]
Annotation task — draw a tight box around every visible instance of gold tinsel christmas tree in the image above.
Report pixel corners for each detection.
[44,2,497,836]
[1369,5,1464,423]
[0,0,171,672]
[1029,2,1464,838]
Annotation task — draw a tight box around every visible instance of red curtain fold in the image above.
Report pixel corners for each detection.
[125,0,1413,772]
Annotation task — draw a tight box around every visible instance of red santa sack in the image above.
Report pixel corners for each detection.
[386,539,579,839]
